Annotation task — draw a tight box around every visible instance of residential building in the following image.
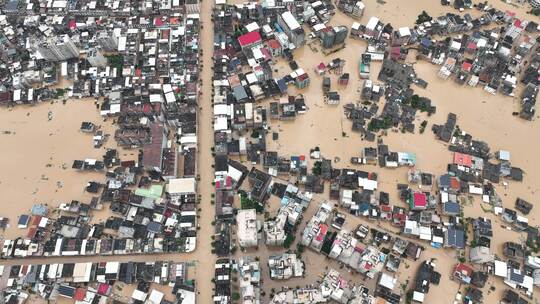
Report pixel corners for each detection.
[278,11,305,47]
[238,257,261,304]
[87,48,107,67]
[237,209,259,248]
[37,34,79,61]
[268,253,304,280]
[97,30,118,52]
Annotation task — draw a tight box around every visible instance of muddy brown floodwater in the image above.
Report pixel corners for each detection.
[1,0,539,303]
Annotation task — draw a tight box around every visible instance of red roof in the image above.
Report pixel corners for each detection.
[261,48,272,60]
[27,228,37,238]
[454,263,473,276]
[381,205,392,212]
[97,283,109,295]
[462,62,472,72]
[297,73,309,82]
[68,20,77,30]
[154,16,165,26]
[267,39,281,50]
[316,224,328,241]
[453,152,472,167]
[74,288,86,301]
[238,31,262,47]
[32,215,42,226]
[450,177,460,190]
[413,193,427,208]
[467,42,477,50]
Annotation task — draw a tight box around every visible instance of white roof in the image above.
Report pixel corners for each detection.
[469,185,483,195]
[214,116,228,131]
[167,178,196,194]
[281,11,300,30]
[149,94,162,103]
[413,291,425,302]
[52,1,67,8]
[313,23,326,32]
[398,27,411,37]
[525,256,540,269]
[214,104,229,116]
[450,41,461,51]
[246,73,258,84]
[118,36,127,51]
[163,84,173,93]
[498,150,511,161]
[132,290,147,301]
[358,178,377,190]
[419,226,432,240]
[228,165,244,181]
[180,135,197,145]
[73,263,93,283]
[105,262,119,274]
[177,288,196,304]
[379,273,396,290]
[494,260,507,277]
[164,91,176,103]
[146,290,164,304]
[366,17,379,31]
[245,22,260,33]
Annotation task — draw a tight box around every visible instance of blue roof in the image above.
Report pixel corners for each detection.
[277,79,288,93]
[358,202,371,212]
[420,38,432,48]
[509,269,524,283]
[57,285,76,297]
[444,202,461,214]
[31,204,48,216]
[447,227,465,249]
[18,215,30,226]
[147,221,162,233]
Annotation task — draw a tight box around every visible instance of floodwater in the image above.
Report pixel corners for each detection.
[1,0,539,303]
[0,99,131,240]
[259,0,540,302]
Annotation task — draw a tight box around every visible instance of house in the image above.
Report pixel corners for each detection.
[469,246,494,264]
[268,253,304,280]
[445,227,465,249]
[237,257,261,304]
[248,167,272,203]
[237,209,259,248]
[453,152,472,167]
[238,31,262,50]
[501,289,529,304]
[453,263,473,284]
[412,260,440,303]
[267,39,282,57]
[515,198,533,215]
[409,192,427,210]
[278,11,305,47]
[472,217,492,245]
[443,201,460,216]
[293,69,310,89]
[471,271,489,288]
[337,0,365,19]
[503,242,524,259]
[142,123,167,170]
[167,178,196,209]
